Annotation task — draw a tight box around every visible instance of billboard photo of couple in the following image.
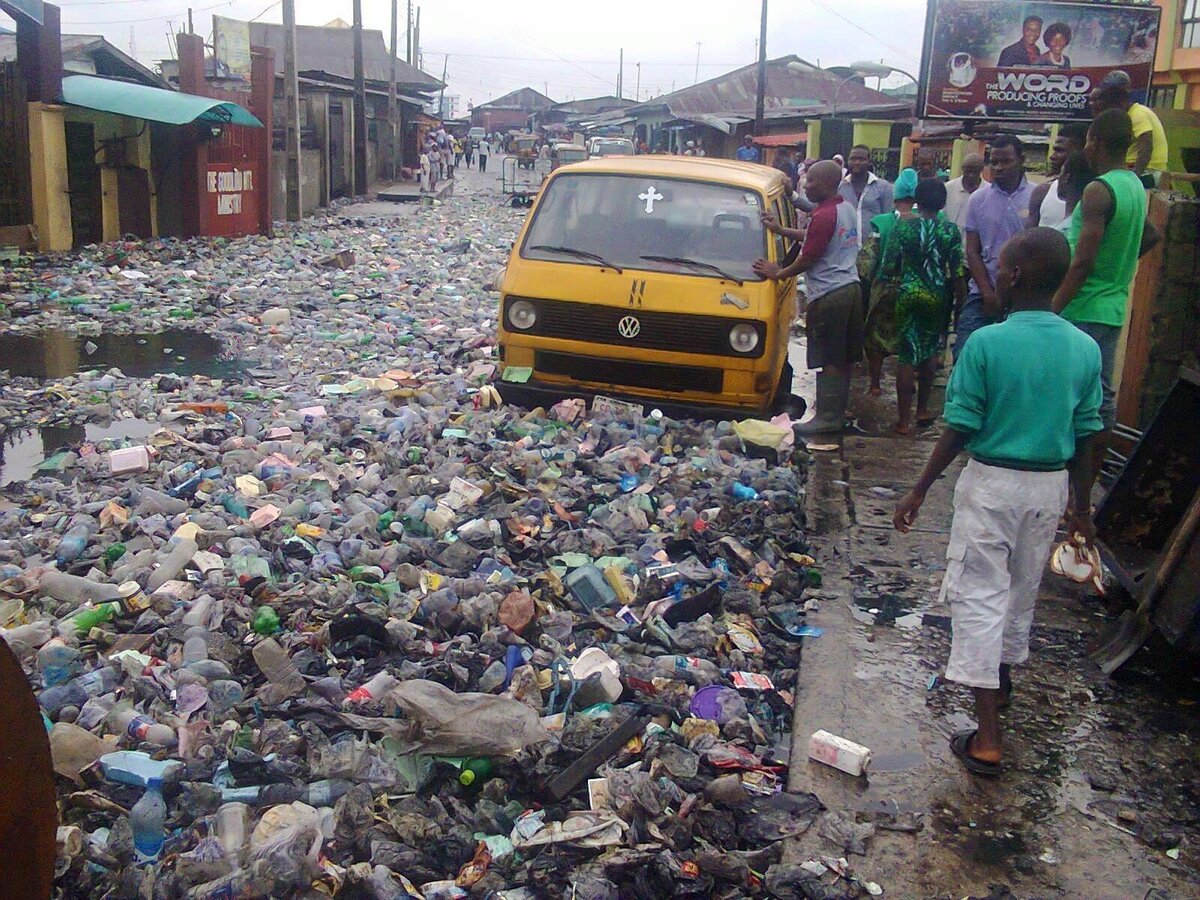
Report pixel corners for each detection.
[919,0,1161,121]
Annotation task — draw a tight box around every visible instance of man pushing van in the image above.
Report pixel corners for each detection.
[753,160,862,435]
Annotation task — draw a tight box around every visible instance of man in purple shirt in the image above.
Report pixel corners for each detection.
[958,134,1036,358]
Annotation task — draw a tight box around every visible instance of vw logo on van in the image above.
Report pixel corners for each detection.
[617,316,641,339]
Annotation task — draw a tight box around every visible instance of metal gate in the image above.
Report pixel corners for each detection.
[202,124,262,238]
[0,61,33,228]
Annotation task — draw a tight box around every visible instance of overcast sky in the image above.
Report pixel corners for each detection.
[3,0,929,104]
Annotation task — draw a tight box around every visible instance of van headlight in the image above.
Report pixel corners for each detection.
[507,299,538,331]
[729,323,760,354]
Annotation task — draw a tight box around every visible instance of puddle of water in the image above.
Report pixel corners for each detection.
[870,750,926,773]
[0,329,241,379]
[0,418,158,485]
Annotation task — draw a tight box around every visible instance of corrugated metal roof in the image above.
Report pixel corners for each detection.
[247,21,440,90]
[475,86,555,111]
[0,32,167,87]
[633,55,909,121]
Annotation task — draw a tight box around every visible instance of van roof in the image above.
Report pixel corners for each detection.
[547,155,789,193]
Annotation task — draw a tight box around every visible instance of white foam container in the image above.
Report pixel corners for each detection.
[808,729,872,776]
[109,446,151,475]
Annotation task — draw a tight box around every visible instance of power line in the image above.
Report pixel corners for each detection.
[63,0,236,26]
[424,49,753,67]
[802,0,920,64]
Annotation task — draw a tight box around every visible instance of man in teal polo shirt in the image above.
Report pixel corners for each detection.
[1053,108,1160,495]
[893,228,1102,776]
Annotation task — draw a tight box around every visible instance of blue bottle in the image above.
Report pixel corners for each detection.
[130,777,167,863]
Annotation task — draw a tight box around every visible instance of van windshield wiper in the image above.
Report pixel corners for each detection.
[639,255,744,285]
[529,244,623,273]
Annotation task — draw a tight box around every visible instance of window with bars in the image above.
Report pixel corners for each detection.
[1149,86,1177,110]
[1184,0,1200,48]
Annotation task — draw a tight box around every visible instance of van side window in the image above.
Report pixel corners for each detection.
[771,198,788,262]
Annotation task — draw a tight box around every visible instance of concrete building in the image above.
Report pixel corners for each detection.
[1151,0,1200,174]
[0,8,268,251]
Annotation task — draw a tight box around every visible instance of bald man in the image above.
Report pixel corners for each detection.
[754,160,862,435]
[895,227,1103,777]
[944,153,984,244]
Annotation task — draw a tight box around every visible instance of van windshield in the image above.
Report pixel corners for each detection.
[594,141,633,156]
[521,174,767,282]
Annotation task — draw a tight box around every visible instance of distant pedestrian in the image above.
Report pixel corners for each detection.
[736,135,761,162]
[443,142,454,178]
[464,141,474,169]
[1052,108,1161,494]
[878,177,967,434]
[959,133,1035,358]
[861,168,919,397]
[838,145,894,247]
[477,138,490,173]
[1028,122,1088,229]
[453,138,464,168]
[831,153,846,178]
[419,147,432,193]
[1089,69,1168,185]
[914,146,939,181]
[894,227,1103,778]
[753,160,862,435]
[773,146,798,185]
[944,153,984,244]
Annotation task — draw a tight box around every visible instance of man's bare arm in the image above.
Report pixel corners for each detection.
[1132,132,1153,176]
[1028,180,1051,228]
[894,428,972,532]
[1139,219,1161,258]
[965,230,997,315]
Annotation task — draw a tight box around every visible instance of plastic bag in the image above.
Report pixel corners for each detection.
[386,679,551,757]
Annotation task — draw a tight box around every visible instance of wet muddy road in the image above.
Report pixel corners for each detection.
[783,366,1200,898]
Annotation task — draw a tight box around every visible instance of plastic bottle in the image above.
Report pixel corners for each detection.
[61,601,122,636]
[343,670,398,704]
[111,709,177,747]
[55,524,93,566]
[38,571,123,608]
[130,778,167,863]
[252,638,305,699]
[146,538,198,592]
[457,758,493,787]
[300,778,353,807]
[181,595,216,627]
[207,680,245,714]
[182,626,209,665]
[476,660,508,693]
[37,638,82,687]
[40,666,120,714]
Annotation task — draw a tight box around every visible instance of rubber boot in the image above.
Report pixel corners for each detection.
[797,370,850,436]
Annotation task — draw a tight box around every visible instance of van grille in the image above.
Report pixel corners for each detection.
[507,297,763,358]
[535,351,724,394]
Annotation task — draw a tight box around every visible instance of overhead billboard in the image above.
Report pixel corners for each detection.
[213,15,252,80]
[917,0,1161,122]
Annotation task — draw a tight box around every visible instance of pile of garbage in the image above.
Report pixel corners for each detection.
[0,202,874,898]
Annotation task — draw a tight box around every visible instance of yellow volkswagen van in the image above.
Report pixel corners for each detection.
[495,156,799,418]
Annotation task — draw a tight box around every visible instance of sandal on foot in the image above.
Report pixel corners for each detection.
[949,729,1002,776]
[916,415,938,427]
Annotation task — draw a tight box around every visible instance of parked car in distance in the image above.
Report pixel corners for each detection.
[588,137,635,158]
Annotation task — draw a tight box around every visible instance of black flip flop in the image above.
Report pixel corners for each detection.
[949,729,1002,777]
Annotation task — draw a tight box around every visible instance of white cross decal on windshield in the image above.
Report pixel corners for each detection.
[638,185,663,214]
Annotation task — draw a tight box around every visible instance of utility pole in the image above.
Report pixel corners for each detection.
[352,0,368,196]
[635,62,641,102]
[439,54,448,119]
[617,48,623,99]
[406,0,412,63]
[754,0,768,135]
[414,7,420,71]
[187,8,193,33]
[694,42,701,84]
[388,0,398,180]
[283,0,302,220]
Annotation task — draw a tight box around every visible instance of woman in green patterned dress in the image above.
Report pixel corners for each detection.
[862,168,918,396]
[880,177,968,434]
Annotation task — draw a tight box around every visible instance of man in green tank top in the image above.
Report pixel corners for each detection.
[1052,108,1160,494]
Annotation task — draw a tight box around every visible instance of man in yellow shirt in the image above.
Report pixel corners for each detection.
[1090,70,1168,185]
